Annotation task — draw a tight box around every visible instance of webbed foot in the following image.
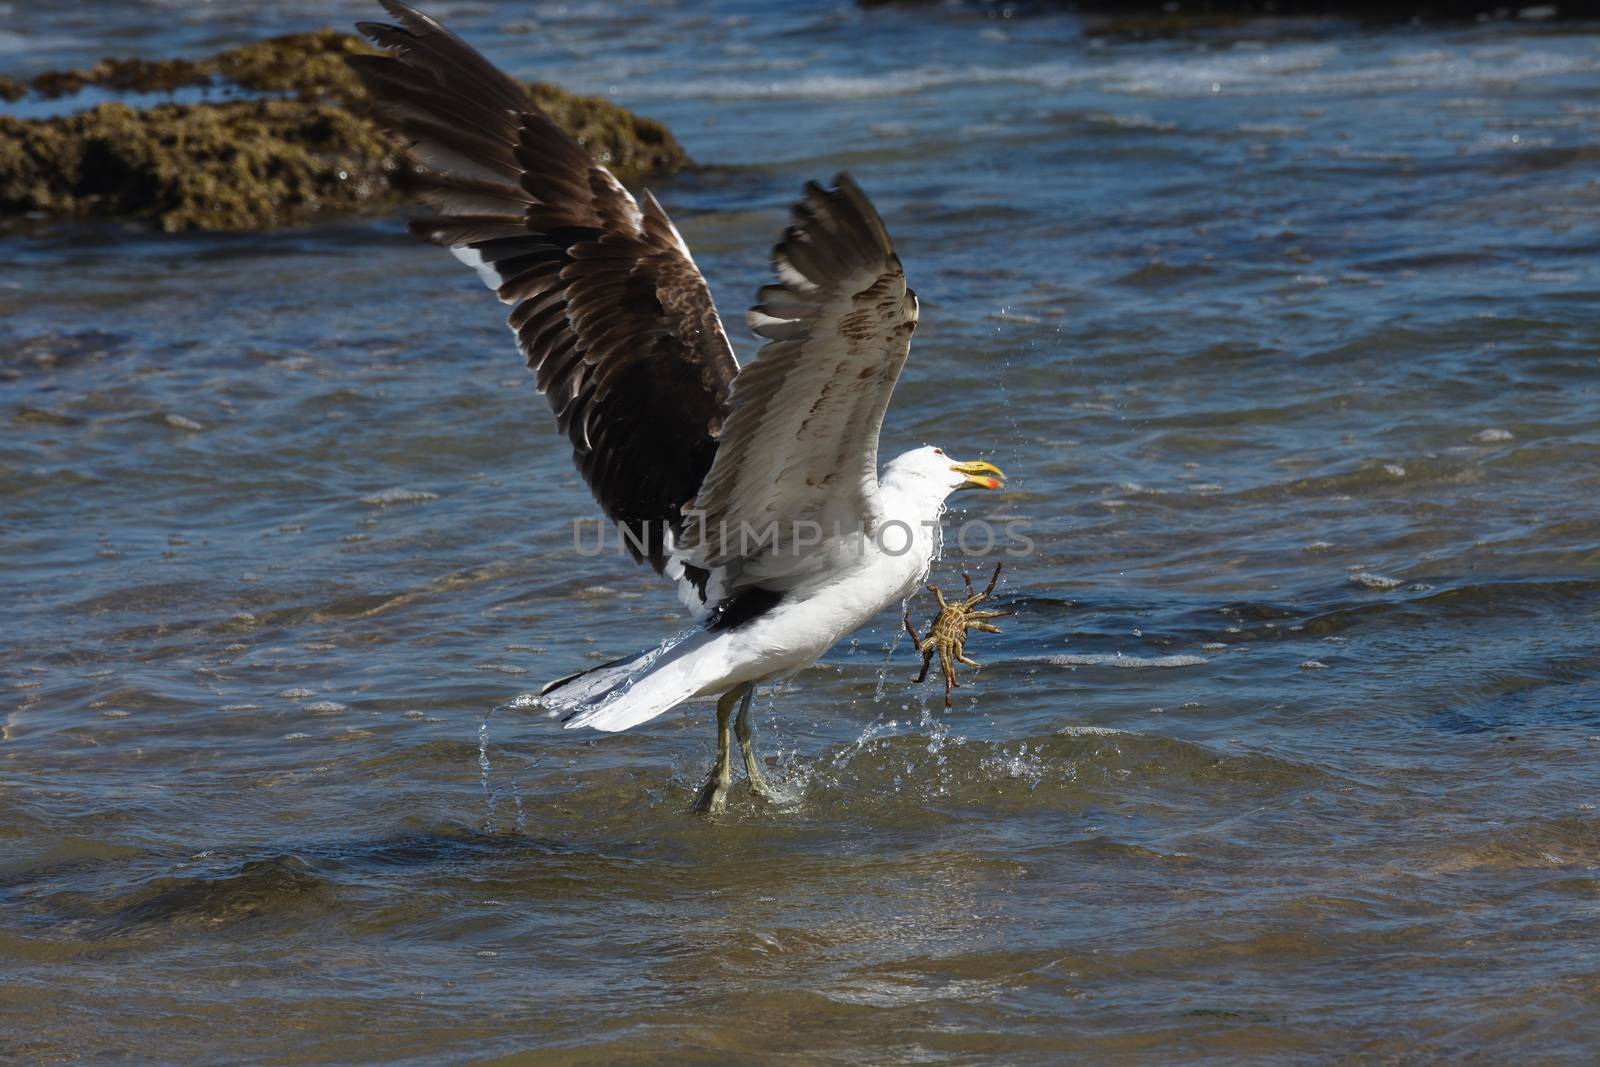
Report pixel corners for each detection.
[692,766,730,814]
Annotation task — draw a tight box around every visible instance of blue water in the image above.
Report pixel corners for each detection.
[4,2,1600,1062]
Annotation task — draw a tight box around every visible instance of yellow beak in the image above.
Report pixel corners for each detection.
[950,459,1005,491]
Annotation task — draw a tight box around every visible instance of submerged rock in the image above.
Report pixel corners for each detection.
[0,31,687,232]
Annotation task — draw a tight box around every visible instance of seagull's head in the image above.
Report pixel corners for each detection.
[887,445,1006,500]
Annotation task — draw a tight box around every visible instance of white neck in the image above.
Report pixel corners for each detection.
[872,469,951,592]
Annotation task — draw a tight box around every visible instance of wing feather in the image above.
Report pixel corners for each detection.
[352,2,738,584]
[677,174,917,594]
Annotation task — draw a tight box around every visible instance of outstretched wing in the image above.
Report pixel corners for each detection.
[350,1,738,581]
[676,174,917,598]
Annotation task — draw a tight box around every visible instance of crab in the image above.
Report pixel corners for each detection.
[903,562,1012,707]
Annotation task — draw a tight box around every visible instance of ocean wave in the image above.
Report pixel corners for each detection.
[634,44,1600,103]
[1047,653,1210,669]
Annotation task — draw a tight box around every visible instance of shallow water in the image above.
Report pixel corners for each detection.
[5,2,1600,1062]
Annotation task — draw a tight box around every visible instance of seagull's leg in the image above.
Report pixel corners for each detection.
[691,687,740,814]
[914,647,934,684]
[732,683,777,801]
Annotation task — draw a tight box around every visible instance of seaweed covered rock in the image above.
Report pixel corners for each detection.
[0,101,393,232]
[0,31,688,232]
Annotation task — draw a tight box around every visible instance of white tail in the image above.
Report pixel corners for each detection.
[536,651,654,716]
[540,629,730,733]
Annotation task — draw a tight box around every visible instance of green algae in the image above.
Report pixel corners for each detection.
[0,100,395,232]
[215,29,377,100]
[0,31,688,232]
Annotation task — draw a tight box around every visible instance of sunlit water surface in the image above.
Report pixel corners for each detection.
[4,1,1600,1062]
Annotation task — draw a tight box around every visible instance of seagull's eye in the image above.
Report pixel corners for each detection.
[933,448,944,456]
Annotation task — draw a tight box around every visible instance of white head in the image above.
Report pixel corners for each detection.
[881,445,1005,503]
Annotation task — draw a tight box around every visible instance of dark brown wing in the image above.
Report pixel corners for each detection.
[349,1,738,577]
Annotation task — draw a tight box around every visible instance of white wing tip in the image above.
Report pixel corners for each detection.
[451,244,513,301]
[746,309,807,340]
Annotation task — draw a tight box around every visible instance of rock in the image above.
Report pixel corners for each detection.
[0,99,398,232]
[0,31,687,232]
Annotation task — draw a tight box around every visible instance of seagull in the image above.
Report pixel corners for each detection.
[351,2,1006,812]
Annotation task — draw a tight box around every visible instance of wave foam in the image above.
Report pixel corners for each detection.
[1048,653,1209,669]
[636,44,1599,103]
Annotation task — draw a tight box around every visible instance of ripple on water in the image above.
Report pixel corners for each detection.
[3,854,336,943]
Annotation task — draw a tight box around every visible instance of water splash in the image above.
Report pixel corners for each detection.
[872,602,911,705]
[740,686,807,810]
[917,701,960,796]
[478,696,537,833]
[832,715,905,770]
[980,740,1047,790]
